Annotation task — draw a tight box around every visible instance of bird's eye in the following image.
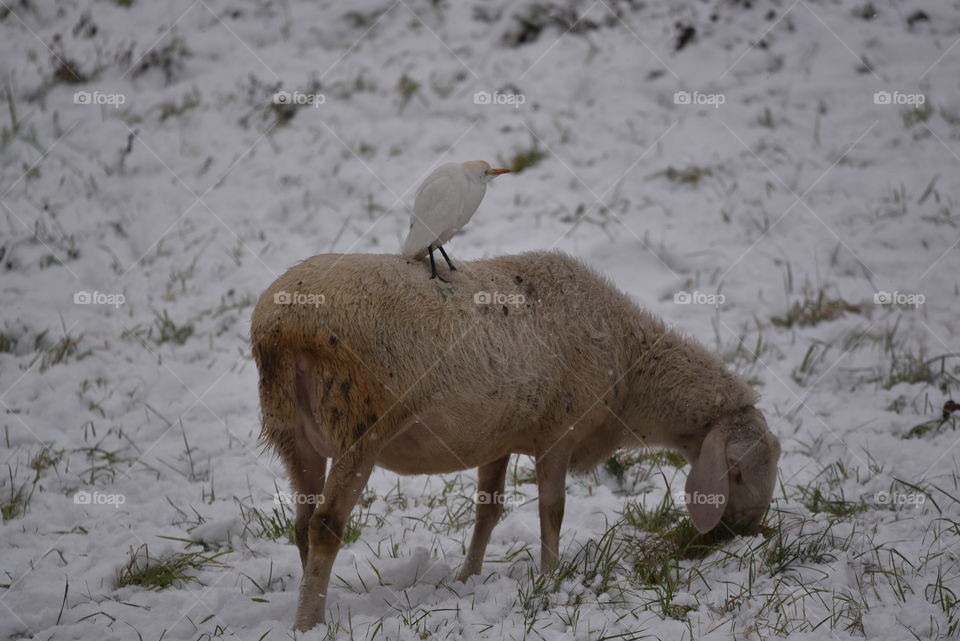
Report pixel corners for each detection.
[733,470,744,484]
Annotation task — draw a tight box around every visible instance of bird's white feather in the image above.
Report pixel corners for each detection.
[400,163,487,259]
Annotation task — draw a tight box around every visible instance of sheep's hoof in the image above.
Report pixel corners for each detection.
[293,583,325,631]
[293,611,324,632]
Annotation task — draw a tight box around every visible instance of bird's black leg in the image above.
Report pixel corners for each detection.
[437,245,456,271]
[428,245,450,283]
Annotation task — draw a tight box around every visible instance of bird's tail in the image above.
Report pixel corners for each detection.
[400,227,430,259]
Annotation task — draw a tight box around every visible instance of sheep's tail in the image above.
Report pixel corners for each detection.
[251,329,300,458]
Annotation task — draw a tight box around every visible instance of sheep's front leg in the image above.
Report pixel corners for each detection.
[294,452,374,631]
[535,449,571,572]
[457,455,510,581]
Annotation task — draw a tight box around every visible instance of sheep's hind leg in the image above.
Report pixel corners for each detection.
[291,451,326,571]
[535,448,571,573]
[294,450,376,631]
[457,455,510,581]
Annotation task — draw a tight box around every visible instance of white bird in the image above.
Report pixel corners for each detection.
[401,160,511,281]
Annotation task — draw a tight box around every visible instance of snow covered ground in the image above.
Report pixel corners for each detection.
[1,0,959,639]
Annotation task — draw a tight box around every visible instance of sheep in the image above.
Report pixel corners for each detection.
[250,250,781,631]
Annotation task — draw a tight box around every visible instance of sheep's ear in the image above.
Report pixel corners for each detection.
[684,427,730,533]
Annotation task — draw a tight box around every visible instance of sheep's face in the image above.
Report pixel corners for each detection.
[718,420,780,536]
[685,407,780,537]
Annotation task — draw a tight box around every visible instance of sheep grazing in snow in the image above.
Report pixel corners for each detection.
[250,251,781,631]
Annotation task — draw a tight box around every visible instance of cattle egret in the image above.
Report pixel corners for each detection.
[401,160,511,281]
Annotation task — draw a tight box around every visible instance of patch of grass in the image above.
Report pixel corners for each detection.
[153,310,194,345]
[116,544,230,591]
[124,310,194,346]
[1,474,31,522]
[30,447,64,473]
[651,165,713,185]
[157,89,200,122]
[904,400,959,439]
[791,341,834,386]
[796,462,869,517]
[902,103,934,128]
[798,485,868,518]
[638,450,687,468]
[605,449,686,485]
[238,499,294,543]
[771,289,863,328]
[622,494,683,533]
[35,331,91,372]
[130,37,189,85]
[501,2,616,47]
[756,106,775,128]
[51,56,90,85]
[763,521,844,576]
[626,515,726,620]
[851,3,878,20]
[396,74,421,113]
[927,567,960,637]
[77,445,134,484]
[343,8,387,28]
[499,139,546,174]
[723,324,778,387]
[0,331,16,353]
[879,352,958,392]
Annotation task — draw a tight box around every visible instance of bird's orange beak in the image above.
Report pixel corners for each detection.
[484,168,512,175]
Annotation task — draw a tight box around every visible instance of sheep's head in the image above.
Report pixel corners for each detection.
[684,407,780,537]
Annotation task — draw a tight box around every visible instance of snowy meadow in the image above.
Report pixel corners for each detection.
[1,0,959,639]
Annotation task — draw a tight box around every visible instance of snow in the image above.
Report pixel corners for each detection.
[1,0,958,639]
